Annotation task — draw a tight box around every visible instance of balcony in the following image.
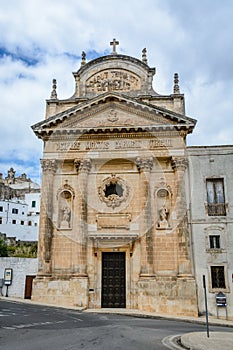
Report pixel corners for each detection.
[207,203,226,216]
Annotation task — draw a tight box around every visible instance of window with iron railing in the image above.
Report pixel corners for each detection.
[206,179,226,216]
[211,266,226,289]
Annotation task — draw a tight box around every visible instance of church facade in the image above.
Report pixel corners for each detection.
[31,40,232,318]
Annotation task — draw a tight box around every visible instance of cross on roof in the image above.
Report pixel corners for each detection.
[110,38,119,54]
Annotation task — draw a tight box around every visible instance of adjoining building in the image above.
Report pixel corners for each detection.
[31,40,233,319]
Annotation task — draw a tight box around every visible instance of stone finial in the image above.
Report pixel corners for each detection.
[50,78,57,99]
[81,51,86,66]
[142,48,148,64]
[110,38,119,55]
[173,73,180,94]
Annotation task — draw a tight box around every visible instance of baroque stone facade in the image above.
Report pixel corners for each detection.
[31,41,198,316]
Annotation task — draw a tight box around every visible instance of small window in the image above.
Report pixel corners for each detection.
[12,208,18,214]
[22,212,24,215]
[28,221,32,226]
[206,179,226,216]
[211,266,226,289]
[0,206,3,212]
[209,235,220,249]
[0,217,2,224]
[12,219,16,224]
[34,223,37,227]
[32,201,36,208]
[20,220,24,225]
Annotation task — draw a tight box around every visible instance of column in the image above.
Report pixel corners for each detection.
[74,158,92,276]
[171,157,192,276]
[136,157,154,276]
[39,159,57,275]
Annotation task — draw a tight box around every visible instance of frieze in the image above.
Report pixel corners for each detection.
[86,69,141,93]
[55,139,173,152]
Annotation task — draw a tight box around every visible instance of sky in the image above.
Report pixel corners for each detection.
[0,0,233,184]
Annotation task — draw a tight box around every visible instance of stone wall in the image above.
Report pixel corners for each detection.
[0,257,38,298]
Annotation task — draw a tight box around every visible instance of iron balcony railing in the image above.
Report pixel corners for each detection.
[207,203,226,216]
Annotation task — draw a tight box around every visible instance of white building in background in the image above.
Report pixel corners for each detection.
[0,193,40,242]
[0,168,40,242]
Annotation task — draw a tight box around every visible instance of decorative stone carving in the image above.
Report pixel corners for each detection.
[142,48,148,64]
[136,157,153,172]
[41,159,57,173]
[85,68,141,94]
[98,174,130,209]
[171,157,188,171]
[173,73,180,94]
[74,159,92,173]
[50,79,57,99]
[107,109,118,122]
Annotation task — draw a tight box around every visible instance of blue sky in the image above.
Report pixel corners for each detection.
[0,0,233,184]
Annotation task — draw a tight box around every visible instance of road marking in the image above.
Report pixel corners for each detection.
[2,320,67,330]
[162,335,184,350]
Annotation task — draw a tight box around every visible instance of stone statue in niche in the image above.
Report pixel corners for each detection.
[58,189,72,229]
[60,206,71,228]
[158,205,169,228]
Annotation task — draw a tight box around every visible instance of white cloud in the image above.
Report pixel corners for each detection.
[0,0,233,183]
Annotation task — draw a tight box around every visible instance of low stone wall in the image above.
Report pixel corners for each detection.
[0,257,38,298]
[32,276,88,308]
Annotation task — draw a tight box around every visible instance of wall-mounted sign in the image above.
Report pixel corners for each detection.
[216,292,227,307]
[4,268,13,286]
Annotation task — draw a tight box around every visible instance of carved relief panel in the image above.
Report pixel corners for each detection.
[85,68,142,94]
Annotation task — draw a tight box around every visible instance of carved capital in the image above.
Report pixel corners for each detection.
[136,157,153,172]
[171,157,188,172]
[74,159,92,173]
[41,159,57,174]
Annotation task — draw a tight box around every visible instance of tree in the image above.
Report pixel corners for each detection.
[0,237,8,257]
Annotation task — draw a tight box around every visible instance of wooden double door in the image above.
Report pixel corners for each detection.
[101,252,126,308]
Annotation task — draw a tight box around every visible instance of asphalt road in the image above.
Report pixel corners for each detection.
[0,300,230,350]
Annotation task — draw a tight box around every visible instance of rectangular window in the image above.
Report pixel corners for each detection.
[206,179,226,216]
[211,266,226,289]
[12,208,18,214]
[20,221,24,225]
[0,217,2,224]
[12,219,16,224]
[209,235,220,249]
[32,201,36,208]
[0,206,3,212]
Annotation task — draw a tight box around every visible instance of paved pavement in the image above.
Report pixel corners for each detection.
[181,332,233,350]
[1,296,233,350]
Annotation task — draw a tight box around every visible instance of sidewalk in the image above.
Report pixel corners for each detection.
[1,297,233,350]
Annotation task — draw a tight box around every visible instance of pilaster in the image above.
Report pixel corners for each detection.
[74,158,92,276]
[136,157,154,276]
[171,157,192,276]
[39,159,57,275]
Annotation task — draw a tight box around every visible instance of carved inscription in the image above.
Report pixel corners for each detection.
[56,139,172,151]
[86,69,141,93]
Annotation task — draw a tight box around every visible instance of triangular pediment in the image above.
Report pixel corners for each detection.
[32,92,196,139]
